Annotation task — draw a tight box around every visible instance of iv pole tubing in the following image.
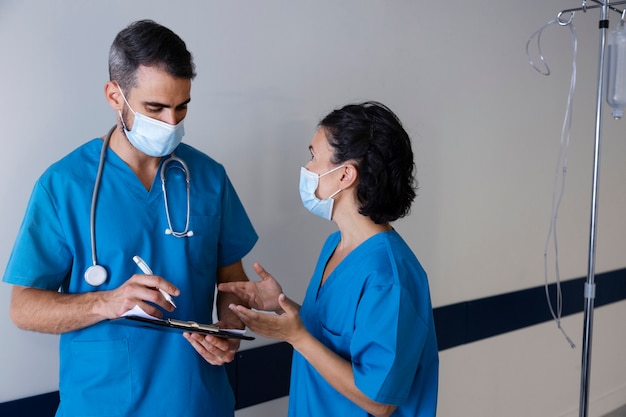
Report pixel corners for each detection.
[579,3,607,417]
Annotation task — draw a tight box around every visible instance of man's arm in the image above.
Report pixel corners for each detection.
[10,286,106,334]
[9,273,179,334]
[215,260,250,329]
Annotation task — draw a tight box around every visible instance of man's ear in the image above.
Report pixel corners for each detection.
[104,81,124,111]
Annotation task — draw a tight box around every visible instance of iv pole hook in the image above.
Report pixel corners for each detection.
[557,11,575,25]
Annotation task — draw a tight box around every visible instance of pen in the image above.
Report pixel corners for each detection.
[132,255,177,308]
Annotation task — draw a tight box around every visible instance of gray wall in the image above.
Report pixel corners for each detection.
[1,1,626,416]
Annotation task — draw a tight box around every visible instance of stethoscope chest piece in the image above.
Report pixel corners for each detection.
[84,264,108,287]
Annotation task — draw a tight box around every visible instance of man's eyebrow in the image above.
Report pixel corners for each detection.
[143,98,191,108]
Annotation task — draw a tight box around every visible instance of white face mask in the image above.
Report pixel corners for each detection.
[118,88,185,157]
[299,165,344,220]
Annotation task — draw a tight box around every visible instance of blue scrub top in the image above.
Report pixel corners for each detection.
[3,138,258,417]
[288,230,438,417]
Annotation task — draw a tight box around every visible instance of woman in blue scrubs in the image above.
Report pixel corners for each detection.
[220,101,439,417]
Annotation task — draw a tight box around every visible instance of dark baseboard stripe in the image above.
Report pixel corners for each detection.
[2,267,624,415]
[0,391,60,417]
[225,340,293,409]
[434,268,626,350]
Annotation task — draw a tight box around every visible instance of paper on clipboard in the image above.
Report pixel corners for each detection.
[113,305,254,340]
[122,305,160,319]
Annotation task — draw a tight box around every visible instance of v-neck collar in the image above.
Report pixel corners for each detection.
[315,229,395,300]
[92,138,163,206]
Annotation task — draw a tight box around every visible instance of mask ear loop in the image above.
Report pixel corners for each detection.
[319,165,346,200]
[328,189,343,199]
[116,85,136,132]
[116,84,135,114]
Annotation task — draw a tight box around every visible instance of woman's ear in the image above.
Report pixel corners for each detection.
[104,81,124,111]
[339,164,358,189]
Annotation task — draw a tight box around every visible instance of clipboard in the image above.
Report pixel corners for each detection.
[111,315,255,340]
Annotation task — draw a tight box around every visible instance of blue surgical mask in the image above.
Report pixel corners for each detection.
[299,165,344,220]
[118,88,185,157]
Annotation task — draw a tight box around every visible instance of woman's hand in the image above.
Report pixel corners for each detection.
[228,293,305,344]
[218,262,284,313]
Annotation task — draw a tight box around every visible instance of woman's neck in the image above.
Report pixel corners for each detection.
[335,215,391,253]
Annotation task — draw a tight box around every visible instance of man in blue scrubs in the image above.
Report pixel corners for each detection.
[2,20,257,417]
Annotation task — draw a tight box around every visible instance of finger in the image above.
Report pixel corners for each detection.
[217,286,254,309]
[277,293,295,315]
[114,281,164,313]
[184,333,220,355]
[139,288,176,312]
[252,262,272,281]
[228,304,258,320]
[184,333,225,365]
[228,304,261,328]
[132,273,180,297]
[204,334,231,351]
[153,277,180,297]
[135,301,165,318]
[226,338,241,355]
[184,332,204,345]
[217,281,247,295]
[201,335,236,364]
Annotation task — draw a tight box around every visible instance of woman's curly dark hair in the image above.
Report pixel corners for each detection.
[319,101,417,224]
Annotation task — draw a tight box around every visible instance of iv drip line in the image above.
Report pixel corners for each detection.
[526,16,578,349]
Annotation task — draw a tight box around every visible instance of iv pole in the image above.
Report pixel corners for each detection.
[555,1,626,416]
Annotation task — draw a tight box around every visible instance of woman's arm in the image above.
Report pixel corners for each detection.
[229,294,397,417]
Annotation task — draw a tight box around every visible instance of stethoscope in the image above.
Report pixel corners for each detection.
[84,126,193,286]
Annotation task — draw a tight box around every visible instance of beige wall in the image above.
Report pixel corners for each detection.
[1,1,625,416]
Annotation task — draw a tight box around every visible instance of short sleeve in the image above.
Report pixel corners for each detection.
[216,174,257,267]
[351,282,428,404]
[3,180,72,289]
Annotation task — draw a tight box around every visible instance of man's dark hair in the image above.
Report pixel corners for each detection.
[109,19,196,91]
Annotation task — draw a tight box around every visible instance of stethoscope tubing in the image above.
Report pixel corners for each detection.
[85,126,192,286]
[89,126,115,268]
